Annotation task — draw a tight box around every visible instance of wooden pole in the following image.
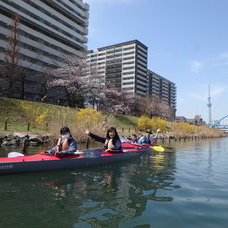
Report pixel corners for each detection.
[86,137,90,149]
[4,120,8,131]
[45,122,48,131]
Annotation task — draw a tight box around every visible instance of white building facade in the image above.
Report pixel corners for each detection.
[87,40,148,96]
[0,0,89,100]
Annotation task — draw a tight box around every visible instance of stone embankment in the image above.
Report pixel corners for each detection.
[0,132,55,147]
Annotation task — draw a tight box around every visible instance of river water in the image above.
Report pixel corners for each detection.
[0,138,228,228]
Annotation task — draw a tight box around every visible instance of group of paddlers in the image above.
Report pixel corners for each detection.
[47,127,160,156]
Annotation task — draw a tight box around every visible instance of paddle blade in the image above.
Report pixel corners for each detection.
[151,146,165,152]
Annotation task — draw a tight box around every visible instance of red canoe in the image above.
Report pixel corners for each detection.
[0,143,151,175]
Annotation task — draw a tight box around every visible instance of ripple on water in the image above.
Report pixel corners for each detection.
[1,139,228,228]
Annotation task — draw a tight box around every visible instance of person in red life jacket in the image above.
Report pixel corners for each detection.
[85,127,122,152]
[47,127,77,156]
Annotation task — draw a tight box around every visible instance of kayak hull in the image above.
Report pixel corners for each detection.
[0,146,150,175]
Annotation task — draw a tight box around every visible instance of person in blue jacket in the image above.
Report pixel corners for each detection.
[130,134,139,144]
[138,130,152,144]
[47,127,77,156]
[85,127,122,152]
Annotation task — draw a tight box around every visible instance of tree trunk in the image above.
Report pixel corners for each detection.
[7,79,14,98]
[65,88,71,106]
[20,80,25,99]
[20,74,26,99]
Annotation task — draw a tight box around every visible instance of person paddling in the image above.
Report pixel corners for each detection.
[47,127,77,156]
[130,134,139,144]
[139,130,152,144]
[85,127,122,152]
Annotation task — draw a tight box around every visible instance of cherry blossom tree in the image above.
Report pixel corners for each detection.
[99,83,131,114]
[47,55,132,112]
[46,55,89,106]
[125,95,175,119]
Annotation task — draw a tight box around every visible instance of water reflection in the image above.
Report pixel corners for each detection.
[208,141,213,172]
[136,151,178,202]
[1,138,228,228]
[0,148,179,227]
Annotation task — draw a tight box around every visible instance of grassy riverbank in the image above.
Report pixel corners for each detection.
[0,98,138,137]
[0,98,224,141]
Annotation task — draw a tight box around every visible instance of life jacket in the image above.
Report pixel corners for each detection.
[104,139,112,150]
[58,137,72,151]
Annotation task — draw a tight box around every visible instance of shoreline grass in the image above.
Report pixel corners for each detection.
[0,97,225,140]
[0,98,139,140]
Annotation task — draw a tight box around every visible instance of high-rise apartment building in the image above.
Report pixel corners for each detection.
[87,40,148,96]
[0,0,89,100]
[148,70,176,110]
[87,40,176,110]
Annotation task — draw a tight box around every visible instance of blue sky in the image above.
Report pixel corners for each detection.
[85,0,228,124]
